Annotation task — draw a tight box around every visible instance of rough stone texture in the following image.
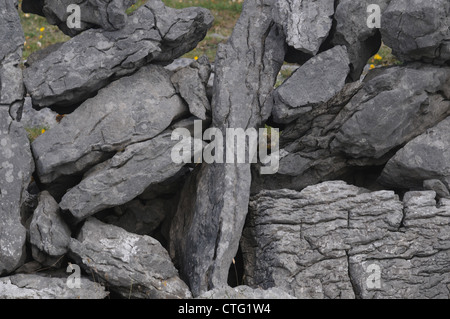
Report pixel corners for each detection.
[69,218,192,299]
[24,1,213,108]
[254,64,450,193]
[29,191,71,266]
[330,64,450,159]
[242,181,450,299]
[331,0,391,81]
[0,113,34,276]
[381,0,450,64]
[272,0,334,56]
[380,116,450,191]
[272,46,350,124]
[59,131,196,222]
[349,191,450,299]
[423,179,450,199]
[20,97,59,130]
[171,56,211,120]
[0,0,25,113]
[0,273,109,299]
[22,0,136,36]
[32,65,187,185]
[170,0,286,297]
[198,285,295,299]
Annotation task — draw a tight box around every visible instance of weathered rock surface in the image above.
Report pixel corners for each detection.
[169,0,285,297]
[29,191,71,266]
[0,116,31,276]
[350,191,450,299]
[272,0,334,56]
[198,285,295,299]
[242,181,450,299]
[24,1,213,108]
[32,65,187,184]
[0,0,25,112]
[59,131,195,222]
[380,116,450,191]
[272,46,350,124]
[0,273,108,299]
[331,64,450,159]
[22,0,136,36]
[20,97,59,130]
[331,0,391,81]
[69,218,192,299]
[381,0,450,64]
[171,56,211,120]
[254,64,450,193]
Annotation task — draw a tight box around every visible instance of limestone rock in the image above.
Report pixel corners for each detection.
[22,0,136,36]
[29,191,71,266]
[24,1,213,108]
[0,273,108,299]
[381,0,450,64]
[198,285,295,299]
[169,0,285,297]
[59,131,196,222]
[0,110,34,276]
[32,65,188,185]
[243,181,450,299]
[380,116,450,190]
[69,218,192,299]
[272,46,350,124]
[272,0,335,56]
[331,64,450,159]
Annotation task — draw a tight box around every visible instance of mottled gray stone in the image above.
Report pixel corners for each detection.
[272,0,334,55]
[24,1,213,108]
[243,181,450,299]
[381,0,450,64]
[21,97,59,130]
[171,57,211,120]
[0,109,34,276]
[29,191,71,266]
[331,0,391,81]
[59,131,196,222]
[198,285,295,299]
[97,197,175,236]
[380,116,450,190]
[331,64,450,159]
[0,272,108,299]
[32,65,187,184]
[272,46,350,124]
[22,0,136,36]
[170,0,285,297]
[0,0,25,109]
[423,179,450,199]
[69,218,192,299]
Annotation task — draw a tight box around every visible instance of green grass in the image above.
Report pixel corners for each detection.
[25,126,49,143]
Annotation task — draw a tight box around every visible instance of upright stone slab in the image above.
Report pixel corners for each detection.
[170,0,286,296]
[0,0,34,276]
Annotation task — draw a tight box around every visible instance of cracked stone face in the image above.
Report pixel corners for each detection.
[242,181,450,299]
[23,1,213,108]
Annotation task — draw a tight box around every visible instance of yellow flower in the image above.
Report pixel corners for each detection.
[39,35,43,39]
[194,56,199,60]
[39,27,45,32]
[41,128,46,134]
[369,64,375,70]
[374,54,382,60]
